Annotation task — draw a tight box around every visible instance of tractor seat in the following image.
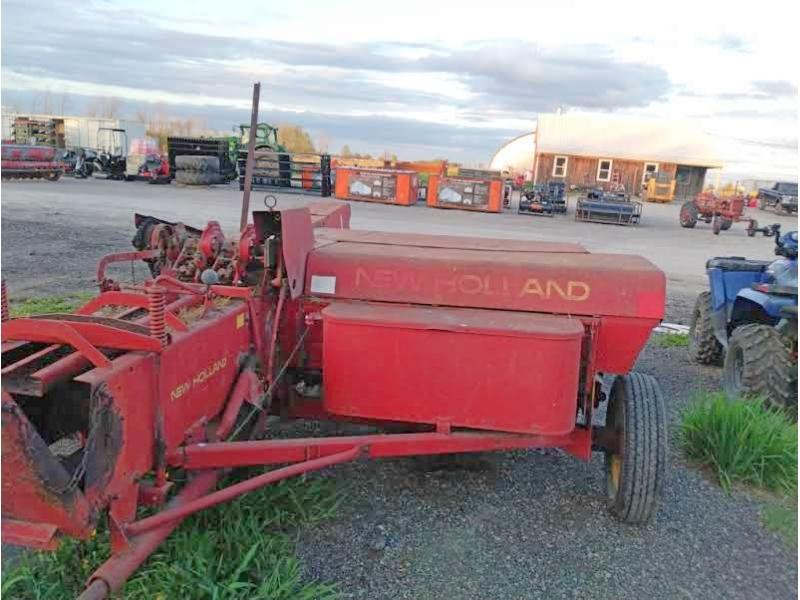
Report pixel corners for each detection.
[706,257,771,272]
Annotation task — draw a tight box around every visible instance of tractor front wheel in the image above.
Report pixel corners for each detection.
[688,291,723,365]
[719,217,733,231]
[604,372,667,524]
[723,324,798,409]
[679,201,698,228]
[712,215,722,235]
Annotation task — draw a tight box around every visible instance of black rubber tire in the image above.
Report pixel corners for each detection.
[719,217,733,231]
[747,219,759,237]
[604,372,667,525]
[712,215,722,235]
[679,201,698,228]
[723,324,798,409]
[688,291,723,365]
[175,155,220,172]
[175,170,217,185]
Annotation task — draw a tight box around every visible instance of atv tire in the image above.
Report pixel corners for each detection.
[604,372,667,525]
[175,156,220,172]
[175,170,218,185]
[688,291,723,365]
[723,324,798,409]
[679,201,698,228]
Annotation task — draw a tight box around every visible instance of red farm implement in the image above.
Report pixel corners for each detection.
[1,89,667,599]
[679,192,759,235]
[1,143,66,181]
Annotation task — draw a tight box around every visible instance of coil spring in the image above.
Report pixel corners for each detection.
[1,279,9,323]
[148,286,167,346]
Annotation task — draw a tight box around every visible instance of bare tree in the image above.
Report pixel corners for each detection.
[59,93,70,115]
[42,91,52,114]
[316,131,331,153]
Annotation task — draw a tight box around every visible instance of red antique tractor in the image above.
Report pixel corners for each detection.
[2,193,667,596]
[680,192,759,235]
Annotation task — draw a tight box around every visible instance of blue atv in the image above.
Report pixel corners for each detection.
[688,224,798,408]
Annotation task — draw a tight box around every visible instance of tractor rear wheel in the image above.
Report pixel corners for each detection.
[723,324,798,409]
[604,372,666,524]
[720,217,733,231]
[679,201,698,228]
[688,291,723,365]
[175,156,220,172]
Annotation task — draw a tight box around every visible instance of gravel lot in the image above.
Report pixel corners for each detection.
[1,178,797,598]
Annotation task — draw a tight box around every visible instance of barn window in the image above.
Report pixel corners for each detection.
[552,156,568,177]
[596,159,613,182]
[642,162,659,187]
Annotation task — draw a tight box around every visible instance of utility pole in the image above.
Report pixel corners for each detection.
[240,82,260,231]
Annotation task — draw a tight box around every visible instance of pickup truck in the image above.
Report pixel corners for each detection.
[757,181,798,214]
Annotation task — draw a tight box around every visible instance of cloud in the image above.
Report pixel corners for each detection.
[698,34,749,53]
[0,88,521,161]
[0,0,671,160]
[751,80,798,97]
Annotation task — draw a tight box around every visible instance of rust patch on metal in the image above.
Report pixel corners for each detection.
[83,383,124,493]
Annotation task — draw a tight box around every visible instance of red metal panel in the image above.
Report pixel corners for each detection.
[307,202,351,229]
[314,228,586,254]
[305,240,665,320]
[75,354,158,510]
[1,519,59,550]
[322,303,583,435]
[157,302,252,449]
[277,208,315,299]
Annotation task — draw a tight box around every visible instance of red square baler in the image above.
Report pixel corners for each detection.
[1,203,666,597]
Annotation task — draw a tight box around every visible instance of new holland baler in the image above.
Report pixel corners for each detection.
[1,198,666,598]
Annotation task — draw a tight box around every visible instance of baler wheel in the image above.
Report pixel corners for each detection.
[688,291,723,365]
[679,201,698,228]
[604,372,666,524]
[723,324,798,410]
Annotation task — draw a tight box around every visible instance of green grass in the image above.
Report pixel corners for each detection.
[679,392,797,493]
[2,476,340,599]
[654,332,690,347]
[762,497,798,548]
[9,292,94,318]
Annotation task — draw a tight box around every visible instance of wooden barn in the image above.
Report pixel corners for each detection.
[532,113,721,199]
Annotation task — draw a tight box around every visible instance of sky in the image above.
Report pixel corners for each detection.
[1,0,798,178]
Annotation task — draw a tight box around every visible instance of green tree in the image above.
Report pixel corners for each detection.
[277,124,316,153]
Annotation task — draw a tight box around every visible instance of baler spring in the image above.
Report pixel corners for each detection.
[1,279,9,322]
[148,286,168,346]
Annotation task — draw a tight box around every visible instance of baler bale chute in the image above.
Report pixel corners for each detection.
[575,187,642,226]
[1,90,667,599]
